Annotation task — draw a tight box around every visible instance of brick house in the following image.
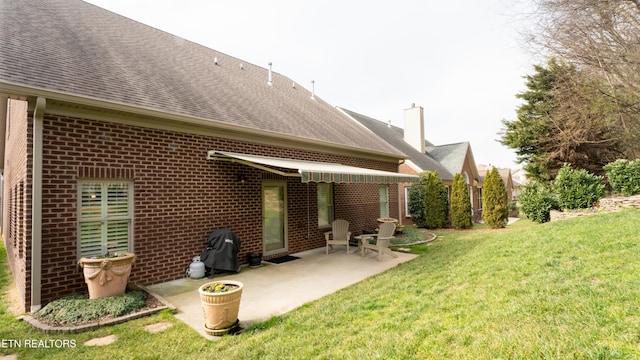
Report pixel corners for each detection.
[341,105,482,224]
[0,0,417,312]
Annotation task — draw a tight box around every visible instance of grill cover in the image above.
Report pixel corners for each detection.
[199,229,241,274]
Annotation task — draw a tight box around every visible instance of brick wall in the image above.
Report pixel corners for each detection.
[24,113,401,306]
[2,99,33,312]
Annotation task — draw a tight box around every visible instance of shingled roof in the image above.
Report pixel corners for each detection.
[340,107,454,180]
[0,0,405,158]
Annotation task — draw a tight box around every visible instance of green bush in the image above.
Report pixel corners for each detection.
[34,290,147,325]
[519,181,559,223]
[482,167,509,228]
[604,159,640,196]
[408,175,427,228]
[451,173,473,229]
[423,171,449,229]
[552,164,605,209]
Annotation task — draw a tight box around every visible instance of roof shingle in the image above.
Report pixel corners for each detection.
[0,0,405,158]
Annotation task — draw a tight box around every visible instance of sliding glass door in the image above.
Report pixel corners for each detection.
[262,182,287,254]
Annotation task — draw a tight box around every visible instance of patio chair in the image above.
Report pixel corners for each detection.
[361,222,399,261]
[325,219,351,254]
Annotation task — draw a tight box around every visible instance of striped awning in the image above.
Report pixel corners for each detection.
[207,151,419,184]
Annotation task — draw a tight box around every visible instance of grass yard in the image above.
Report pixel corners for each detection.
[2,209,640,359]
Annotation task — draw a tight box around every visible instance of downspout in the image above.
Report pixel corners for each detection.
[31,96,45,313]
[0,96,7,231]
[0,96,6,170]
[397,183,403,226]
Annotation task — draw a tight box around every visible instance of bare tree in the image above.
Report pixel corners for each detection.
[529,0,640,159]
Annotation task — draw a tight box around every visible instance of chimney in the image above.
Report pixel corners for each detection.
[404,104,425,153]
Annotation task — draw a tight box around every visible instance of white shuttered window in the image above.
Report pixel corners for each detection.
[78,181,132,258]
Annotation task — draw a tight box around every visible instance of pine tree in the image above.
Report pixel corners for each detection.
[482,167,509,228]
[451,173,473,229]
[423,171,448,229]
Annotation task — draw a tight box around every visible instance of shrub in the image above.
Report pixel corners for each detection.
[451,173,473,229]
[508,201,519,217]
[408,175,427,228]
[34,290,147,325]
[423,171,449,229]
[552,164,605,209]
[519,181,559,223]
[482,167,509,228]
[604,159,640,196]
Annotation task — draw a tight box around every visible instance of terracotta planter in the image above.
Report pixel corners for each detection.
[199,280,243,336]
[78,253,135,299]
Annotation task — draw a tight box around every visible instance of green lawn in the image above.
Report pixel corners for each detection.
[2,209,640,359]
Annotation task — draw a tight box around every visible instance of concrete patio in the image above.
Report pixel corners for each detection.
[147,246,418,340]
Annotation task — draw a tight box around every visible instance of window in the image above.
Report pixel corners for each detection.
[379,185,389,218]
[78,181,133,258]
[317,183,333,227]
[404,186,411,218]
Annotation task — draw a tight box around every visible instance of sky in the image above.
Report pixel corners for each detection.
[85,0,538,169]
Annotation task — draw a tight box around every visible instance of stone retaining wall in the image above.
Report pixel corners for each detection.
[550,195,640,221]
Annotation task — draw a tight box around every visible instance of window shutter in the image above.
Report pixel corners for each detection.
[79,181,132,258]
[80,221,104,257]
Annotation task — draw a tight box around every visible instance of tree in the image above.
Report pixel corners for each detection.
[500,58,627,181]
[523,0,640,162]
[451,173,473,229]
[482,167,509,228]
[423,171,449,229]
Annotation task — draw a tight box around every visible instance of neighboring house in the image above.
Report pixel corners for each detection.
[477,165,515,201]
[341,105,482,224]
[0,0,417,312]
[511,168,527,200]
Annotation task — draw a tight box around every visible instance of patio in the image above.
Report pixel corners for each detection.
[146,246,418,340]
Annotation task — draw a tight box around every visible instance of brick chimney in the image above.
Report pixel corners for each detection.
[404,103,425,153]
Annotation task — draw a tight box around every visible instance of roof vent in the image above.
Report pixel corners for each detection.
[240,63,244,70]
[214,57,219,65]
[388,120,392,128]
[267,62,273,86]
[310,80,315,99]
[292,82,296,89]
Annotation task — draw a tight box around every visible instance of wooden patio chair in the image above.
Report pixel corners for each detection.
[361,222,399,261]
[325,219,351,254]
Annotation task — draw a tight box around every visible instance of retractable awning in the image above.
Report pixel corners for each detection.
[207,150,419,184]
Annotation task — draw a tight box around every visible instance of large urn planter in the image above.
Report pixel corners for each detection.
[78,253,135,299]
[199,280,243,336]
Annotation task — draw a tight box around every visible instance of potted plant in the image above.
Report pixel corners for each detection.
[199,280,243,336]
[78,252,135,299]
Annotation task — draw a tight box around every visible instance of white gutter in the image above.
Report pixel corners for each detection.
[31,96,45,313]
[0,82,407,163]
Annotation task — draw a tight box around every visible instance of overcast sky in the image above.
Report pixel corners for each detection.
[85,0,537,169]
